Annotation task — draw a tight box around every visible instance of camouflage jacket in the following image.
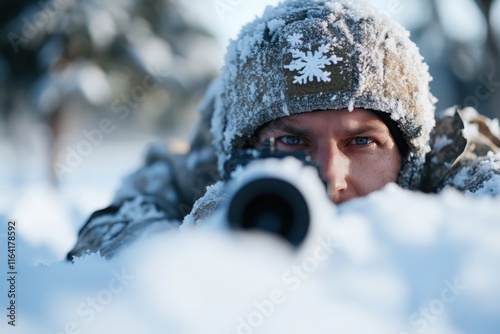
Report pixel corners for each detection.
[421,107,500,195]
[67,107,500,260]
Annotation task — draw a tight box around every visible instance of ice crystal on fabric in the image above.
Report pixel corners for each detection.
[287,33,303,46]
[284,43,343,85]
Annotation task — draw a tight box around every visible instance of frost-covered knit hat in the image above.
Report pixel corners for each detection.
[211,0,437,189]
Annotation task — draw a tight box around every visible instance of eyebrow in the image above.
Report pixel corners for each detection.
[260,119,390,138]
[341,123,389,137]
[260,120,311,137]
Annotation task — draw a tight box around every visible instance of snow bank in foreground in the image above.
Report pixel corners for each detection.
[2,185,500,334]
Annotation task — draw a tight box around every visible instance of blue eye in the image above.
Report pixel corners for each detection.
[279,136,304,146]
[352,137,374,145]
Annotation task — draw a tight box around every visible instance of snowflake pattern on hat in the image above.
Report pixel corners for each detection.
[284,37,343,85]
[287,33,303,46]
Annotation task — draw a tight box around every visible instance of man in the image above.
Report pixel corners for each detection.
[67,0,500,260]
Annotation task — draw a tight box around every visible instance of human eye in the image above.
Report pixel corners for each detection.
[350,137,374,146]
[278,135,305,146]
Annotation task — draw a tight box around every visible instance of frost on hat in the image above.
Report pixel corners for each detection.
[211,0,437,190]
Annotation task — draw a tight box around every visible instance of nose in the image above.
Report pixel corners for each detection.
[312,142,348,201]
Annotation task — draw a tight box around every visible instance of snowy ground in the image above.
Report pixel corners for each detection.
[0,115,159,265]
[1,147,500,333]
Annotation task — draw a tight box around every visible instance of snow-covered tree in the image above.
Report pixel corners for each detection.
[0,0,218,185]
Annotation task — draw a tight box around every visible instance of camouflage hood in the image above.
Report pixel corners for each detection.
[211,0,437,189]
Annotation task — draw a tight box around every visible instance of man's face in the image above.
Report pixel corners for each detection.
[256,109,402,204]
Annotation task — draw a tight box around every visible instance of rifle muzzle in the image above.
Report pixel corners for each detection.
[227,177,310,247]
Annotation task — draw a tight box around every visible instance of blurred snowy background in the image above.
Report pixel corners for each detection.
[0,1,500,333]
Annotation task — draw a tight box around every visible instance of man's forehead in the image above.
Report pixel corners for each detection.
[268,109,387,128]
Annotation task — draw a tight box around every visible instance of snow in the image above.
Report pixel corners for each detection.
[2,159,500,333]
[444,155,500,195]
[284,43,344,85]
[10,183,77,259]
[348,99,355,112]
[436,106,457,120]
[433,135,453,151]
[91,196,166,228]
[267,19,285,35]
[0,150,500,334]
[286,33,303,46]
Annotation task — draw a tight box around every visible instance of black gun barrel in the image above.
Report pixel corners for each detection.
[226,177,310,247]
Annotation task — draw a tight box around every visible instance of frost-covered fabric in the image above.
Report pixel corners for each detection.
[211,0,437,190]
[67,86,219,259]
[444,156,500,196]
[420,107,500,196]
[67,196,179,259]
